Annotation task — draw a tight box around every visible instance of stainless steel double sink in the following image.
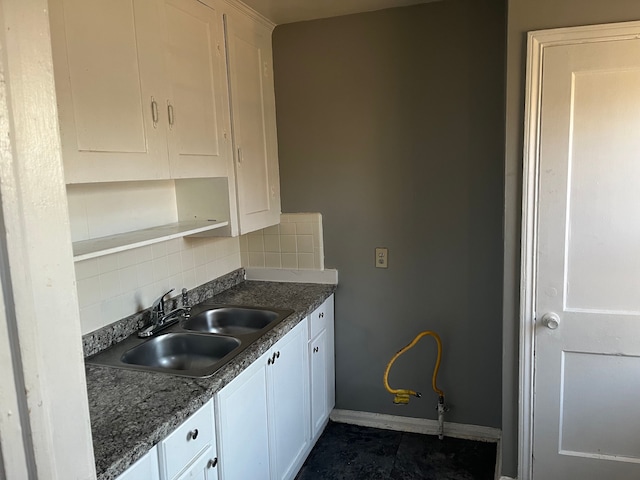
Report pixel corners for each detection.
[86,305,293,377]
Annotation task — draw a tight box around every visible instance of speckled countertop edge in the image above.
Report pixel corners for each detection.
[85,277,336,480]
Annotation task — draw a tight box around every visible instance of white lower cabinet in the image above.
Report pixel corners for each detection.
[215,348,271,480]
[308,295,335,440]
[216,319,309,480]
[116,445,160,480]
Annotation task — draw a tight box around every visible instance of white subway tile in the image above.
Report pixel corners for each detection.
[152,242,168,259]
[137,260,154,286]
[165,238,181,254]
[281,253,298,269]
[75,258,99,280]
[249,252,265,268]
[296,235,314,253]
[239,234,249,253]
[240,251,249,267]
[298,253,315,270]
[100,295,123,325]
[167,252,182,276]
[183,269,196,290]
[295,222,313,235]
[97,254,119,274]
[263,225,280,235]
[77,276,101,308]
[265,253,282,268]
[181,248,195,271]
[195,265,208,286]
[280,235,297,253]
[279,223,296,235]
[248,234,265,252]
[152,257,169,282]
[99,270,121,299]
[264,234,280,252]
[119,265,139,293]
[79,303,102,335]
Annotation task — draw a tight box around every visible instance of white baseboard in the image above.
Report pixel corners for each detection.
[245,267,338,284]
[329,409,501,442]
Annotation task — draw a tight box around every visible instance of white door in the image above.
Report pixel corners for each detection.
[215,351,270,480]
[163,0,231,179]
[531,26,640,479]
[49,0,170,183]
[310,329,328,437]
[267,320,310,480]
[224,12,281,234]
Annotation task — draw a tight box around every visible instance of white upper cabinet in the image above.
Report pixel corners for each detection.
[50,0,233,184]
[224,10,281,233]
[163,0,231,179]
[50,0,171,183]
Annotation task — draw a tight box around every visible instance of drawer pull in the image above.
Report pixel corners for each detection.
[187,428,199,441]
[207,458,218,469]
[314,346,319,353]
[276,351,280,359]
[319,312,324,318]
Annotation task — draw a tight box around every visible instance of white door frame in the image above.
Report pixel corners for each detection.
[519,20,640,480]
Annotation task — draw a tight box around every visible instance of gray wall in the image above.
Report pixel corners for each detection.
[273,0,505,430]
[503,1,640,476]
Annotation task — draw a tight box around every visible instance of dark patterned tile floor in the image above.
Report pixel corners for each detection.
[296,421,497,480]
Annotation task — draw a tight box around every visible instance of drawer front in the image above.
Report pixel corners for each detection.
[160,399,214,480]
[309,300,328,339]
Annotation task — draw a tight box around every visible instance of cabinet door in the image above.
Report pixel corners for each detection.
[224,13,281,234]
[324,295,336,412]
[309,329,328,438]
[267,321,310,480]
[117,446,159,480]
[49,0,170,183]
[164,0,232,179]
[176,446,218,480]
[215,351,270,480]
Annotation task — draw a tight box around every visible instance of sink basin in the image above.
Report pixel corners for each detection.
[120,333,240,373]
[182,307,282,335]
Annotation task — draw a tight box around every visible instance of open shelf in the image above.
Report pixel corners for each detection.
[72,219,229,262]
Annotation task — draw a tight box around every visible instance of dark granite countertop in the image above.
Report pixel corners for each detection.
[86,279,336,480]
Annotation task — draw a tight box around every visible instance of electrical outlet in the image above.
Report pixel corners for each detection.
[375,247,388,268]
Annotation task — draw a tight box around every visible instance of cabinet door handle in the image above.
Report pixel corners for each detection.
[187,428,199,441]
[167,102,174,128]
[313,346,319,353]
[151,97,159,127]
[237,147,243,164]
[268,357,272,365]
[271,352,277,364]
[207,458,218,469]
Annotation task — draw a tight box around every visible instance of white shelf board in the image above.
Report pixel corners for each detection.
[72,219,229,261]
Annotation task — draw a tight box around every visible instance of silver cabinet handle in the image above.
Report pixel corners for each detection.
[187,428,198,441]
[207,458,218,469]
[237,147,243,164]
[167,102,174,128]
[541,312,560,330]
[151,97,159,127]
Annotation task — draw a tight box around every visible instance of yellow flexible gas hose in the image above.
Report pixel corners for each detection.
[383,330,444,405]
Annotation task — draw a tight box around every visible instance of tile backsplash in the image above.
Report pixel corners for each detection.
[75,213,325,334]
[75,236,241,334]
[240,213,324,270]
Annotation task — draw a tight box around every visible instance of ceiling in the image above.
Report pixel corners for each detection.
[239,0,441,25]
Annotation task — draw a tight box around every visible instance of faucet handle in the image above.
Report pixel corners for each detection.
[152,288,175,315]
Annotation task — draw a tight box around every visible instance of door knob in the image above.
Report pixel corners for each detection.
[541,312,560,330]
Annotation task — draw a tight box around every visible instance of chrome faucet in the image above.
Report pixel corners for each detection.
[138,287,191,338]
